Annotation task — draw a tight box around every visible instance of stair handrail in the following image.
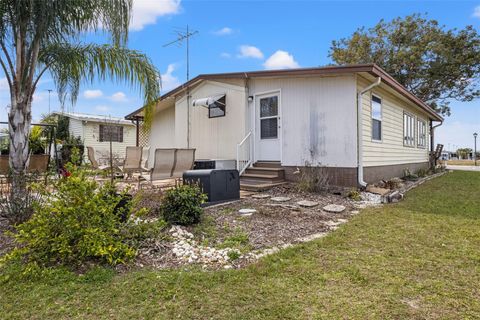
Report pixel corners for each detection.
[236,131,252,175]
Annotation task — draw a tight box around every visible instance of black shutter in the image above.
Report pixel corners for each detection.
[99,125,104,142]
[119,126,123,143]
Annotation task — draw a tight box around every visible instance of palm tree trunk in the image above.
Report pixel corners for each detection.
[8,95,32,208]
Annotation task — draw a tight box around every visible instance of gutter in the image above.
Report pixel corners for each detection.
[430,120,444,166]
[357,77,381,188]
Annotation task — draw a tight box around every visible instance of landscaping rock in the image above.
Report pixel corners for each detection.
[270,196,291,202]
[251,194,271,199]
[296,200,319,208]
[366,185,391,195]
[322,204,346,213]
[238,208,257,216]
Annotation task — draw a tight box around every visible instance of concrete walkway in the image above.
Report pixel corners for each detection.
[446,165,480,172]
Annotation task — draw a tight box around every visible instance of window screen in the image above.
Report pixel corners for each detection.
[403,113,415,146]
[208,95,226,118]
[417,119,426,148]
[259,95,279,139]
[99,125,123,142]
[371,95,382,141]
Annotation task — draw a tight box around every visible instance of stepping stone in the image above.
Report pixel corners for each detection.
[238,208,256,216]
[252,194,271,199]
[297,200,319,208]
[323,204,346,213]
[270,196,291,202]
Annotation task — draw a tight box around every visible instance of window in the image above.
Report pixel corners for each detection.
[208,95,226,118]
[403,113,415,147]
[259,96,279,139]
[417,119,427,148]
[371,95,382,141]
[99,125,123,142]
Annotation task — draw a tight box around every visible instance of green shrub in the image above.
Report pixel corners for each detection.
[416,168,428,178]
[347,188,362,201]
[4,165,136,269]
[160,183,207,226]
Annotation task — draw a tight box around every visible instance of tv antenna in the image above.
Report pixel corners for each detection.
[163,25,198,147]
[163,25,199,83]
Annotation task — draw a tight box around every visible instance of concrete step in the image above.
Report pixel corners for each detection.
[244,166,285,178]
[253,161,282,168]
[241,173,284,183]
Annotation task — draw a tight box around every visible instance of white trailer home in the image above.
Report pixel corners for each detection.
[125,64,443,189]
[55,112,137,162]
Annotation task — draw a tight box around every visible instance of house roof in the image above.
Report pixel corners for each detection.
[125,63,443,122]
[54,112,134,125]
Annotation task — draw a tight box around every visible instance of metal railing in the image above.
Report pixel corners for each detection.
[236,131,252,175]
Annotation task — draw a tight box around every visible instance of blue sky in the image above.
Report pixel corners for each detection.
[0,0,479,150]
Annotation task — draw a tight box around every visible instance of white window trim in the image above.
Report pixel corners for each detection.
[371,94,382,143]
[417,119,427,149]
[403,112,416,148]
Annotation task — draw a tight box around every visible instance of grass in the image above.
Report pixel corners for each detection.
[1,171,480,319]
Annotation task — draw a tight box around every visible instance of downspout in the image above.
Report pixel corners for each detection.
[357,77,381,188]
[430,120,443,167]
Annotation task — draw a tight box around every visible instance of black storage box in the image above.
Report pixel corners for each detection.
[183,169,240,204]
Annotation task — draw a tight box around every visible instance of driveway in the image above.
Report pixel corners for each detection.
[446,165,480,172]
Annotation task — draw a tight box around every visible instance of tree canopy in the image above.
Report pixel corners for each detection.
[329,14,480,116]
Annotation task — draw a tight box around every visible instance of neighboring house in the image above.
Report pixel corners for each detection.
[54,112,136,161]
[125,64,443,188]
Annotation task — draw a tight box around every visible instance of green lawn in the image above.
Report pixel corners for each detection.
[2,171,480,319]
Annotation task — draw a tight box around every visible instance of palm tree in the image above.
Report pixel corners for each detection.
[0,0,160,208]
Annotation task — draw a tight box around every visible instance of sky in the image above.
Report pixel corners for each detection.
[0,0,479,151]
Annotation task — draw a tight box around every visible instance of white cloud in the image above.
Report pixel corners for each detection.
[95,105,110,112]
[237,45,264,59]
[213,27,233,36]
[83,89,103,99]
[473,6,480,18]
[220,52,231,58]
[161,63,181,92]
[263,50,300,70]
[110,91,127,102]
[130,0,181,31]
[0,77,9,91]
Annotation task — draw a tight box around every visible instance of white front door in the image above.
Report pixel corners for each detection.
[255,92,281,161]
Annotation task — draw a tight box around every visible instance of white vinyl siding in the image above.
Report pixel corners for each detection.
[250,75,357,167]
[358,75,430,167]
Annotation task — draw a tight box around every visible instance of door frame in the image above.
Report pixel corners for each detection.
[252,89,282,163]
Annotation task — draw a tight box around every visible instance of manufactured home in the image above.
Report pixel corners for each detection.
[125,64,443,188]
[55,112,136,161]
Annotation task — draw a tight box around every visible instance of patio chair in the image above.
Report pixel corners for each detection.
[121,146,143,179]
[87,146,110,171]
[141,146,150,171]
[171,148,196,179]
[139,148,176,189]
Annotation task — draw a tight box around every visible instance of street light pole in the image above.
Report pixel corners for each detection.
[474,133,478,166]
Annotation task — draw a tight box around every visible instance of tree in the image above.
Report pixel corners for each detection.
[0,0,160,210]
[457,148,472,160]
[329,14,480,116]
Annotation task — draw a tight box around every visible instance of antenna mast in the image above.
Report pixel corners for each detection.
[163,25,198,148]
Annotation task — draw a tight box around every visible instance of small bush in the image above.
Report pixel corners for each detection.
[160,183,207,226]
[347,188,362,201]
[4,165,136,269]
[416,168,428,178]
[385,179,400,190]
[296,161,330,193]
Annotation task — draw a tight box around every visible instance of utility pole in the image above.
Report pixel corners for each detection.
[474,132,478,166]
[163,26,198,148]
[47,89,52,114]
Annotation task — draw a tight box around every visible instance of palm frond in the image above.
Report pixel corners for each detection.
[38,43,161,126]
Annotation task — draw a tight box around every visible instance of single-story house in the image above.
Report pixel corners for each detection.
[125,64,443,188]
[54,112,136,161]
